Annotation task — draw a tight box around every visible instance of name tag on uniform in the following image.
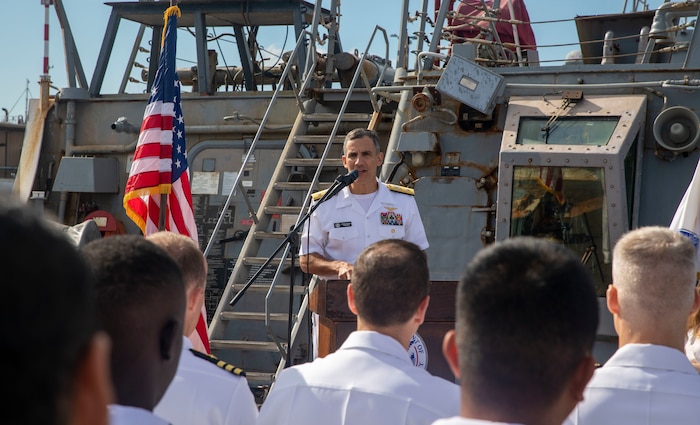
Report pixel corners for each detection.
[334,222,352,228]
[380,211,403,225]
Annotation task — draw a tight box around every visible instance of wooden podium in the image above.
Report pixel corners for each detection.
[309,279,458,383]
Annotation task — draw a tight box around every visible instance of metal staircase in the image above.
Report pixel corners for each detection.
[206,13,392,403]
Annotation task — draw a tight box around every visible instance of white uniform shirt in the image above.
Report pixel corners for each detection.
[109,404,170,425]
[686,329,700,362]
[565,344,700,425]
[300,179,429,280]
[432,418,523,425]
[154,337,259,425]
[257,331,460,425]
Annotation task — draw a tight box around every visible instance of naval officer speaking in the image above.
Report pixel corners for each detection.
[299,127,429,281]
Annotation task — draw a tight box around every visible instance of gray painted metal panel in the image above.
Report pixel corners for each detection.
[436,55,505,114]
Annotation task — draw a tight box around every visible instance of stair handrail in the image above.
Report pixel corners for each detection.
[266,25,392,376]
[208,0,337,361]
[297,24,390,224]
[202,28,316,259]
[286,0,330,112]
[292,42,320,114]
[210,14,335,307]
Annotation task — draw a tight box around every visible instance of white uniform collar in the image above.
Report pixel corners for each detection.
[181,335,193,351]
[604,343,698,374]
[337,177,387,211]
[109,404,171,425]
[338,330,413,364]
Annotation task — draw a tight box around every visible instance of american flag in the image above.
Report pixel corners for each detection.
[670,158,700,278]
[123,5,210,353]
[537,166,566,205]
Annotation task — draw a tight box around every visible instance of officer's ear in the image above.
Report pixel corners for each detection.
[442,330,460,380]
[377,151,384,166]
[159,319,180,361]
[346,282,359,315]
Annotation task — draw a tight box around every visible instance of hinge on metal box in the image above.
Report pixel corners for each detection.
[541,91,582,141]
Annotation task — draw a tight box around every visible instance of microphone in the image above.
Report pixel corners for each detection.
[336,170,359,185]
[322,170,359,202]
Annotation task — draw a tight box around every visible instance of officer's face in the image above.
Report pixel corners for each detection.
[342,136,384,185]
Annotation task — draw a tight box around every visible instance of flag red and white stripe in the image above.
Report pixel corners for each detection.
[123,5,210,353]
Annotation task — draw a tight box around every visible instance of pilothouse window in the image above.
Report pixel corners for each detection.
[510,165,610,294]
[517,117,619,146]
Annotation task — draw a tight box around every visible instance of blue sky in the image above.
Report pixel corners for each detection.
[1,0,664,121]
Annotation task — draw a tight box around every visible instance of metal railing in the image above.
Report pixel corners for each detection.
[202,26,320,259]
[269,24,392,376]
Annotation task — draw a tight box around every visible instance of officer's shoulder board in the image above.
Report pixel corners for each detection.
[385,183,414,196]
[311,189,329,201]
[190,348,246,377]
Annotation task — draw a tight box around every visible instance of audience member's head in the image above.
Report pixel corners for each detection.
[445,236,599,425]
[349,239,430,346]
[1,195,113,425]
[611,226,699,347]
[81,235,186,411]
[147,231,207,337]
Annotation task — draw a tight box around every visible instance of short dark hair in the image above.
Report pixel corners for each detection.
[343,128,381,154]
[351,239,430,326]
[1,196,97,425]
[457,236,598,415]
[81,234,185,405]
[81,235,185,340]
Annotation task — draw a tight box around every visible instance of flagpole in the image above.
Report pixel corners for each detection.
[160,0,176,231]
[159,194,167,230]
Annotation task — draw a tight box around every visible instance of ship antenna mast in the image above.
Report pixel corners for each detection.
[40,0,52,112]
[623,0,651,13]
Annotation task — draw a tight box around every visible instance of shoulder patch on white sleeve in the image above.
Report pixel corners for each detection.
[190,349,246,376]
[312,189,329,201]
[385,183,414,196]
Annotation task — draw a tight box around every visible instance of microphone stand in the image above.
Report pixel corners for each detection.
[228,175,351,366]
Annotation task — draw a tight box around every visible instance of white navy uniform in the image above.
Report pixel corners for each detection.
[565,344,700,425]
[154,337,259,425]
[432,418,523,425]
[109,404,170,425]
[300,179,429,280]
[257,331,460,425]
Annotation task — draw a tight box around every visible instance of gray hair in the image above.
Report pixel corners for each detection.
[612,226,697,322]
[343,128,381,154]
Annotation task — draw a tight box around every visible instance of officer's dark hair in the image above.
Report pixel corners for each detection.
[456,236,598,416]
[81,234,186,409]
[343,128,381,154]
[1,195,98,425]
[351,239,430,326]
